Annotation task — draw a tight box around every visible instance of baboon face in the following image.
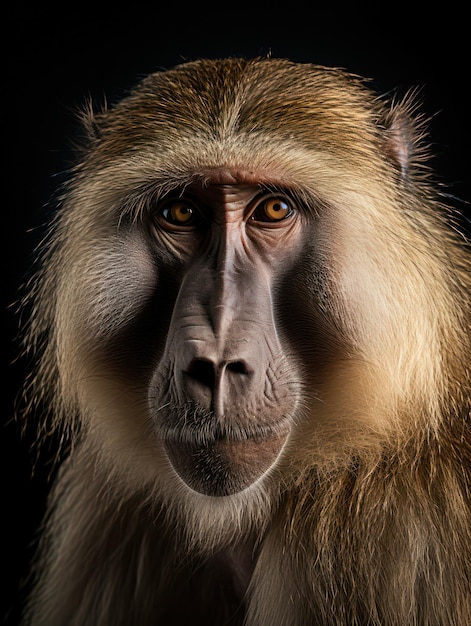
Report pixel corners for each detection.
[42,58,447,498]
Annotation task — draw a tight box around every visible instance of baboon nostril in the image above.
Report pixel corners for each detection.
[184,359,216,389]
[226,360,251,376]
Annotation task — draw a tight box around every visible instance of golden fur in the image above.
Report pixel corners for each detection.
[20,57,471,625]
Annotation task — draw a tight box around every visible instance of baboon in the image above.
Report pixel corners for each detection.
[20,57,471,625]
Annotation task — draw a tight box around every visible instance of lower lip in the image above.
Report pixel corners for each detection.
[164,428,290,497]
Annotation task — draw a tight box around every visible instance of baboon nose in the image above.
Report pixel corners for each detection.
[178,346,257,415]
[184,358,252,391]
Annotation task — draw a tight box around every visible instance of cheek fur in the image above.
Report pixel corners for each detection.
[53,229,158,410]
[83,230,157,340]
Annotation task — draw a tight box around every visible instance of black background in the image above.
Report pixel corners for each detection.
[3,5,469,624]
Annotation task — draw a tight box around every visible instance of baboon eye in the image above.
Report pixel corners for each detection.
[249,196,294,224]
[157,198,203,230]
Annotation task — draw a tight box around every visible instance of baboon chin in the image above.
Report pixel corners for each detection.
[20,57,471,625]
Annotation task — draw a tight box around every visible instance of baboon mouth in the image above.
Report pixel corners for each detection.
[164,429,289,496]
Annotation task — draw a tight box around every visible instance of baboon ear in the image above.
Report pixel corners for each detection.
[381,91,429,179]
[75,97,108,149]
